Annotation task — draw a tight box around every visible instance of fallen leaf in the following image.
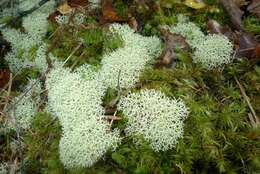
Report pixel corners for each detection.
[68,0,87,8]
[156,26,189,68]
[57,1,73,14]
[219,0,244,30]
[235,32,260,60]
[47,11,60,22]
[183,0,206,9]
[247,0,260,16]
[101,0,124,22]
[0,69,10,88]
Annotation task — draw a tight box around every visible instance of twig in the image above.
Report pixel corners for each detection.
[109,110,118,128]
[70,50,87,70]
[248,113,260,128]
[3,73,13,111]
[0,67,24,94]
[48,26,62,39]
[62,42,83,66]
[235,77,259,127]
[107,115,122,121]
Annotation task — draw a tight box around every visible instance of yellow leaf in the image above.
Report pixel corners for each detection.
[183,0,206,9]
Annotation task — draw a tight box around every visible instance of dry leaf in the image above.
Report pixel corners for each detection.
[101,0,124,22]
[219,0,244,30]
[235,32,260,60]
[57,1,73,14]
[183,0,206,9]
[156,27,189,68]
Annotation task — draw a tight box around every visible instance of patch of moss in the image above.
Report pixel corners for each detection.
[23,112,64,174]
[243,16,260,33]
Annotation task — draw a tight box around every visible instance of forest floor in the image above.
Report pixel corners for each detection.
[0,0,260,173]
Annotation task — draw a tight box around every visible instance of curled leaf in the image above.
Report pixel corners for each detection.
[156,27,189,68]
[57,1,73,14]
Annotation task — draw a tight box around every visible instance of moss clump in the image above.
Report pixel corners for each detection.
[243,16,260,33]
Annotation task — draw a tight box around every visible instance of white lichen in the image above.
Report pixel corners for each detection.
[7,79,42,129]
[98,24,161,89]
[59,119,120,168]
[46,66,121,168]
[118,89,189,152]
[55,15,69,25]
[193,34,233,69]
[2,0,55,74]
[0,163,8,174]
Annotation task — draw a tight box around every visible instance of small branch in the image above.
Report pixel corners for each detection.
[107,115,122,121]
[235,77,259,127]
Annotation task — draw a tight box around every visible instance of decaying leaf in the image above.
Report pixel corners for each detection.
[219,0,244,30]
[247,0,260,16]
[68,0,87,8]
[183,0,206,9]
[156,26,189,68]
[235,32,260,60]
[57,1,73,14]
[101,0,124,22]
[0,69,10,88]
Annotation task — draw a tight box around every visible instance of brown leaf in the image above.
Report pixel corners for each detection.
[156,27,189,68]
[0,69,10,88]
[101,0,124,22]
[68,0,87,8]
[47,11,61,22]
[57,1,73,14]
[247,0,260,15]
[235,32,260,60]
[219,0,244,30]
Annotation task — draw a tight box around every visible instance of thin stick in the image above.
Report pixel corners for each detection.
[0,67,24,94]
[62,42,83,66]
[3,73,13,111]
[235,77,259,127]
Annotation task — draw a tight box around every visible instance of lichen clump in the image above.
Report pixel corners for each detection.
[98,24,161,89]
[46,66,120,168]
[118,89,189,152]
[194,34,233,69]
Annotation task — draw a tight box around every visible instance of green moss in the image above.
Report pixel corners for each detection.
[23,112,64,174]
[243,16,260,33]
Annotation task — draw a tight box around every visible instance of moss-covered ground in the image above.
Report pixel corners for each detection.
[0,0,259,173]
